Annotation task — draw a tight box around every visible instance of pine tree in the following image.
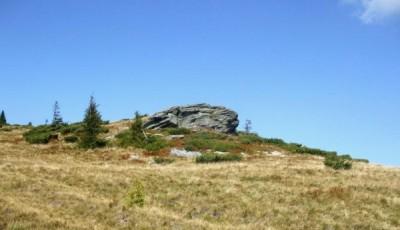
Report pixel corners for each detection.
[52,101,63,126]
[130,111,146,147]
[80,96,104,149]
[0,110,7,126]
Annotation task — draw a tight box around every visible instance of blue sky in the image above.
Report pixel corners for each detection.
[0,0,399,166]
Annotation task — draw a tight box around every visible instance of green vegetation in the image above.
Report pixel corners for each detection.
[23,125,59,144]
[196,152,242,163]
[124,181,145,208]
[116,112,168,153]
[142,136,167,152]
[117,112,146,148]
[184,132,240,152]
[153,157,175,165]
[60,123,83,135]
[0,110,7,127]
[263,138,338,157]
[163,127,192,135]
[79,96,105,149]
[64,135,79,143]
[238,132,265,144]
[130,112,147,147]
[116,131,167,152]
[324,155,353,170]
[115,131,133,147]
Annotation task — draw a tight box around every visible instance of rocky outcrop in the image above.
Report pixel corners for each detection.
[144,104,239,133]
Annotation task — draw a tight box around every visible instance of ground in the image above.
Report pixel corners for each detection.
[0,125,399,230]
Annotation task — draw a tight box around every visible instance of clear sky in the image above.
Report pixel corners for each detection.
[0,0,399,166]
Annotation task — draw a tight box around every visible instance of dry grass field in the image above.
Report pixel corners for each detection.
[0,125,399,230]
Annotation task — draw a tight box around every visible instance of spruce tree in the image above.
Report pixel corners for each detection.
[80,96,104,149]
[130,111,146,147]
[52,101,63,126]
[0,110,7,126]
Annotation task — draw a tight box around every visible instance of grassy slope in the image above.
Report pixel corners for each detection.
[0,125,399,230]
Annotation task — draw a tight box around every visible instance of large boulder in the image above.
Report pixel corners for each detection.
[144,104,239,133]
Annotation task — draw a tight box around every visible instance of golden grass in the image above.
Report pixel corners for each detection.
[0,127,399,229]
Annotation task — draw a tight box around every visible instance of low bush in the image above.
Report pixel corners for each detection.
[23,125,57,144]
[60,123,109,136]
[238,133,265,144]
[116,131,168,153]
[64,135,79,143]
[196,152,242,163]
[154,157,175,165]
[264,138,338,157]
[184,132,240,152]
[60,123,82,135]
[324,155,352,170]
[163,127,191,135]
[79,139,107,149]
[143,136,168,152]
[115,131,133,147]
[264,138,287,145]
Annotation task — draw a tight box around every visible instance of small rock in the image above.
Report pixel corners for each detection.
[270,151,285,157]
[129,155,141,161]
[170,148,201,158]
[166,135,185,141]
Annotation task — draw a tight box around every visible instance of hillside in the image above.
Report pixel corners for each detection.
[0,122,399,230]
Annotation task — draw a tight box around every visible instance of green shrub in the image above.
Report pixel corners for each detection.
[184,132,239,152]
[324,155,352,170]
[195,152,242,164]
[264,138,287,145]
[116,112,147,148]
[60,123,83,135]
[143,136,168,152]
[163,127,192,135]
[154,157,175,165]
[23,125,56,144]
[64,135,79,143]
[115,131,132,147]
[263,138,338,157]
[116,131,168,153]
[238,133,265,144]
[124,181,145,208]
[24,132,53,144]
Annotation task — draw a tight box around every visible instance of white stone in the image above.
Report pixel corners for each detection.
[170,148,201,158]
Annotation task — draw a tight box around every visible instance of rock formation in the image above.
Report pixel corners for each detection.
[144,104,239,133]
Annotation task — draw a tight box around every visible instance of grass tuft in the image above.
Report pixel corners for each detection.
[124,181,145,208]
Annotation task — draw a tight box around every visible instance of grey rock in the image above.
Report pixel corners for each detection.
[144,103,239,133]
[165,135,185,141]
[170,148,201,158]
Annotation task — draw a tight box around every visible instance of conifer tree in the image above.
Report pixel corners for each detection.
[80,96,103,149]
[130,111,146,147]
[0,110,7,126]
[52,101,63,126]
